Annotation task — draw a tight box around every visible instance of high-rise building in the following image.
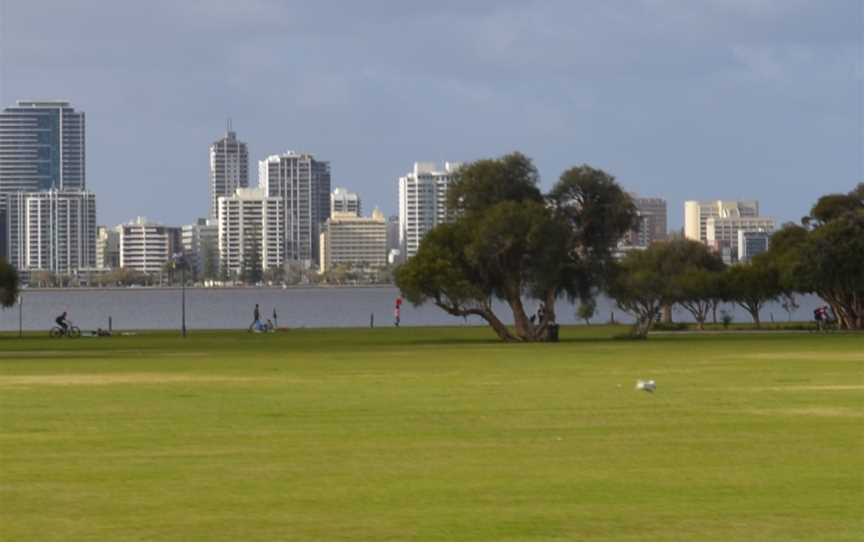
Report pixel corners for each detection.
[96,226,120,269]
[217,187,285,276]
[330,187,361,217]
[259,151,330,266]
[398,161,460,259]
[181,218,219,278]
[209,126,249,219]
[0,101,86,192]
[738,230,772,263]
[707,216,775,263]
[623,196,667,247]
[319,209,387,273]
[684,200,759,243]
[118,217,179,275]
[5,190,97,274]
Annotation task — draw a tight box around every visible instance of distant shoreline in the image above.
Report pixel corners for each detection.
[21,284,398,293]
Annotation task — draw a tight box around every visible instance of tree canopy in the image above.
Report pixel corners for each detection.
[396,153,636,342]
[767,184,864,329]
[0,259,19,308]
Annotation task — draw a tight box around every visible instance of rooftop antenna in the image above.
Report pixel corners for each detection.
[227,117,233,134]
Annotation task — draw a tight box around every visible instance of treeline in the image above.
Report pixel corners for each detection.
[395,152,863,341]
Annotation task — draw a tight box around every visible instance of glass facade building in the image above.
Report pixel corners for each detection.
[0,101,86,192]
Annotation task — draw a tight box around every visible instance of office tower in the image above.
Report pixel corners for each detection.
[738,230,772,263]
[0,100,86,192]
[624,196,667,247]
[118,217,179,274]
[181,218,219,278]
[684,200,759,243]
[217,187,285,275]
[5,190,97,274]
[96,226,120,269]
[319,208,387,273]
[398,161,461,259]
[259,151,330,266]
[209,125,249,219]
[707,216,775,263]
[330,187,361,217]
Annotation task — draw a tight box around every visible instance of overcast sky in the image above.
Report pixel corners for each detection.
[0,0,861,228]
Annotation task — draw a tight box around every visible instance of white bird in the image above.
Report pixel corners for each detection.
[635,379,656,393]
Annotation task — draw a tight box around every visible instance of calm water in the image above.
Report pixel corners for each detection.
[0,287,823,332]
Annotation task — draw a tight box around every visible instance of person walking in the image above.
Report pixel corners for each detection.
[272,307,278,329]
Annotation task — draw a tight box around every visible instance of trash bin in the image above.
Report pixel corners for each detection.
[546,324,559,342]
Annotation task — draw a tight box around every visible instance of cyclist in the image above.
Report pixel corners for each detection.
[55,311,69,335]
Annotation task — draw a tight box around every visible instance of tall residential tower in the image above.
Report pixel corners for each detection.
[259,151,331,266]
[398,161,460,259]
[209,125,249,219]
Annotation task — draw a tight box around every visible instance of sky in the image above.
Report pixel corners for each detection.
[0,0,861,229]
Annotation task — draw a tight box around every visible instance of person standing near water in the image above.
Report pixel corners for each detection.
[249,304,261,332]
[272,307,278,329]
[394,297,402,327]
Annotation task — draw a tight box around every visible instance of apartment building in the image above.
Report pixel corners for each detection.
[398,161,460,259]
[319,209,387,273]
[217,187,285,275]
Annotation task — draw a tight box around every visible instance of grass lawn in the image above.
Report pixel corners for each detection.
[1,326,862,541]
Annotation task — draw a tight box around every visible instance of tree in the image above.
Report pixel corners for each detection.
[606,243,677,338]
[240,226,263,285]
[577,297,597,325]
[779,292,800,322]
[724,257,782,328]
[767,186,864,329]
[666,240,726,330]
[201,238,219,281]
[396,153,637,342]
[0,260,20,308]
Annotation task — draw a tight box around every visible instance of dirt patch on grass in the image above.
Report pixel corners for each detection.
[0,373,270,387]
[750,407,863,418]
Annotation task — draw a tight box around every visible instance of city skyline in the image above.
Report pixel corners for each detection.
[0,1,859,229]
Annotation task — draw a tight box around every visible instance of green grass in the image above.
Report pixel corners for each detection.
[1,326,862,541]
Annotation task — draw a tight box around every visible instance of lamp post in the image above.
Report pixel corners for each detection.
[172,253,187,337]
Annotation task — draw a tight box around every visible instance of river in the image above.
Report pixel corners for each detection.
[0,287,824,332]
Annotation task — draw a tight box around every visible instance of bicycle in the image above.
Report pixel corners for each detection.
[49,322,81,338]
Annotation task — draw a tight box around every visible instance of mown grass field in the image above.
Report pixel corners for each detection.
[1,326,862,541]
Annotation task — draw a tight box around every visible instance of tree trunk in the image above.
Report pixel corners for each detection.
[507,295,535,341]
[662,304,672,323]
[749,307,761,328]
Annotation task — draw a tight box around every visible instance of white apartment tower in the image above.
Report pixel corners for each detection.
[319,209,387,273]
[118,217,179,275]
[259,151,330,266]
[209,126,249,219]
[330,187,361,217]
[398,161,461,259]
[5,190,97,274]
[217,187,285,275]
[684,200,759,243]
